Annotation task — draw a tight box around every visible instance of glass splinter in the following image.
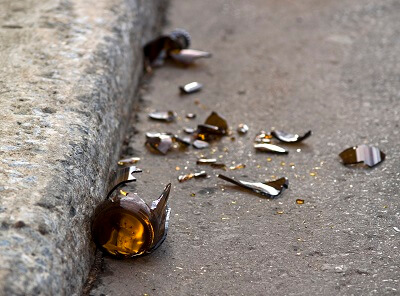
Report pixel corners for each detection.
[145,132,173,154]
[107,166,142,198]
[339,145,385,167]
[254,143,288,154]
[197,158,217,164]
[92,183,172,258]
[169,49,212,64]
[148,111,176,122]
[193,140,210,149]
[180,82,203,94]
[118,157,140,166]
[271,130,312,143]
[186,113,196,119]
[178,171,207,183]
[237,124,249,135]
[218,174,289,198]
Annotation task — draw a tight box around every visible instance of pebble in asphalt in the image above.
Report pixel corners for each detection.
[91,0,400,295]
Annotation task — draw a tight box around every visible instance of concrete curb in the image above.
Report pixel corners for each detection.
[0,0,166,294]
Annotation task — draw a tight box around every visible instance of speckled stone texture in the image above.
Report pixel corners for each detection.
[0,0,166,294]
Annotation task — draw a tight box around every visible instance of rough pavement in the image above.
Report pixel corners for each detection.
[0,0,165,294]
[93,0,400,295]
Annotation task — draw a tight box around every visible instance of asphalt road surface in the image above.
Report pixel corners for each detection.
[92,0,400,295]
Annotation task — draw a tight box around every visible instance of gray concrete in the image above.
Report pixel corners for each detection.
[92,0,400,295]
[0,0,166,295]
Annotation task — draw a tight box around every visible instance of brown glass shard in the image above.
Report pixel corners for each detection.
[180,82,203,94]
[254,131,272,143]
[145,132,173,154]
[148,111,176,122]
[173,135,191,146]
[296,199,304,204]
[204,112,228,135]
[92,183,171,258]
[271,130,312,143]
[254,143,288,154]
[169,49,212,64]
[178,171,207,183]
[186,113,196,119]
[339,145,385,167]
[218,174,288,198]
[118,157,140,166]
[107,166,142,198]
[143,29,191,67]
[193,140,210,149]
[237,124,249,135]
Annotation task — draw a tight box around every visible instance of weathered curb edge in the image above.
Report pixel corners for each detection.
[0,0,167,295]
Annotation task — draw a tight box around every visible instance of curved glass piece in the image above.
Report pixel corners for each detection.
[92,183,172,258]
[339,145,385,167]
[143,29,190,67]
[218,174,288,198]
[271,130,312,143]
[106,166,142,198]
[254,143,288,154]
[148,111,176,122]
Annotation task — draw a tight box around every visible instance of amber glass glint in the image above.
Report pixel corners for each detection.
[93,207,154,257]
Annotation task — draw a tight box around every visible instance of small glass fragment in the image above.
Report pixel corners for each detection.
[143,29,191,68]
[197,158,217,164]
[296,199,304,204]
[204,112,228,135]
[118,157,141,166]
[107,166,142,198]
[178,171,207,183]
[173,135,191,146]
[254,143,288,154]
[180,82,203,94]
[271,130,312,143]
[191,193,196,197]
[145,132,173,154]
[255,131,273,143]
[148,111,176,122]
[183,127,196,134]
[229,164,246,170]
[339,145,385,167]
[217,174,289,198]
[309,172,316,176]
[186,113,196,119]
[237,124,249,135]
[92,182,171,258]
[175,166,180,171]
[276,211,284,215]
[193,140,209,149]
[169,49,212,64]
[267,157,272,162]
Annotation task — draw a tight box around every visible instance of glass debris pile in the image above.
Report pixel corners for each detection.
[91,29,387,262]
